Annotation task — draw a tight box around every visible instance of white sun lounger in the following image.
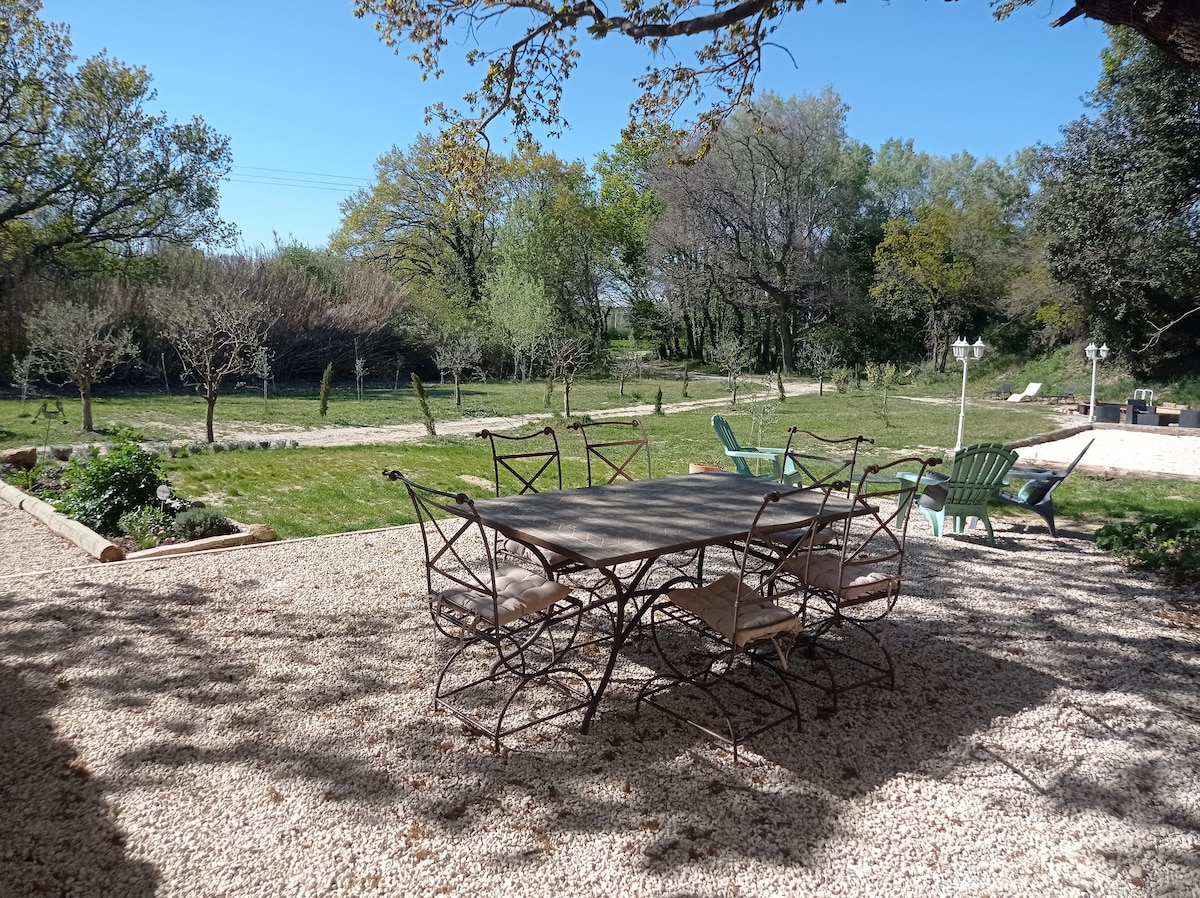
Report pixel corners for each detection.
[1007,382,1043,402]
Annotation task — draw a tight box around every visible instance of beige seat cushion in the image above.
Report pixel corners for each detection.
[502,537,571,569]
[668,573,802,647]
[440,565,572,626]
[785,552,895,603]
[763,524,835,549]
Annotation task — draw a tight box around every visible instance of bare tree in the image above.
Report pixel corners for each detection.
[610,351,643,397]
[545,335,591,417]
[157,262,275,443]
[433,332,483,407]
[710,336,749,406]
[354,339,369,401]
[25,297,136,432]
[252,345,273,413]
[10,353,36,415]
[797,339,840,397]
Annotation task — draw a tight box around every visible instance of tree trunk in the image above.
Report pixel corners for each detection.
[205,392,218,443]
[79,380,94,433]
[767,296,796,373]
[454,372,462,406]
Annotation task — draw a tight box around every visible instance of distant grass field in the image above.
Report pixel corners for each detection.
[0,375,729,446]
[5,377,1199,540]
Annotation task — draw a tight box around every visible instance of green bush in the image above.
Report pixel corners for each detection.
[1095,513,1200,587]
[118,506,172,549]
[411,373,436,436]
[57,441,167,535]
[173,507,237,541]
[319,363,333,417]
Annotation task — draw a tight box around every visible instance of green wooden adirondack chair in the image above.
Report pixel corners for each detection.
[915,442,1017,546]
[710,414,799,484]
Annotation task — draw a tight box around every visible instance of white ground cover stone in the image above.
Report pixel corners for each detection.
[2,501,1197,897]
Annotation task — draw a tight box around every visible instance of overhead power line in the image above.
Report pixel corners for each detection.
[226,165,372,193]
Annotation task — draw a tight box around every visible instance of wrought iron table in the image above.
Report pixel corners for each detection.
[459,471,862,731]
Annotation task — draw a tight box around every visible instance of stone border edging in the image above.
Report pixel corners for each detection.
[122,525,276,560]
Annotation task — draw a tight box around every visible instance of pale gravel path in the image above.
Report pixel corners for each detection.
[1013,425,1200,481]
[1,499,1198,897]
[215,389,801,448]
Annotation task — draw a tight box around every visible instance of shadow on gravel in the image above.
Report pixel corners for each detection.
[0,663,159,897]
[1,519,1195,881]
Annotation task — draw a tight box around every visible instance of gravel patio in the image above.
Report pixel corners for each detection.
[1,496,1197,897]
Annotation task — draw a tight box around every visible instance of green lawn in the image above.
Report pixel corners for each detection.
[5,380,1199,540]
[0,376,728,446]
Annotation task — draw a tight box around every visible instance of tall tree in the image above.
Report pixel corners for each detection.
[500,152,610,339]
[649,91,872,372]
[871,201,976,372]
[1,1,234,369]
[332,134,499,326]
[1034,28,1200,371]
[0,2,234,260]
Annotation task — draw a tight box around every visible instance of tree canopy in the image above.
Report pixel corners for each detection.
[354,0,1200,146]
[1,0,235,264]
[1,0,235,367]
[1034,27,1200,373]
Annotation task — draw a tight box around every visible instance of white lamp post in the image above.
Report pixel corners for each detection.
[953,337,986,452]
[1085,341,1110,422]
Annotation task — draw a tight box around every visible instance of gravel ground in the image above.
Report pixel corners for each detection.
[2,497,1198,897]
[1013,425,1200,482]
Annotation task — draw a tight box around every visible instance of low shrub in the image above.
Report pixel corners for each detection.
[2,462,60,495]
[118,506,172,549]
[173,507,237,541]
[57,441,167,535]
[1095,513,1200,587]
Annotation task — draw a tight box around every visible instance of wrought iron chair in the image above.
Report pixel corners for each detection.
[914,442,1017,546]
[475,426,577,574]
[711,414,799,484]
[995,439,1093,537]
[784,456,941,695]
[476,426,562,496]
[567,418,651,486]
[748,430,873,554]
[383,471,593,751]
[635,482,838,761]
[782,428,873,492]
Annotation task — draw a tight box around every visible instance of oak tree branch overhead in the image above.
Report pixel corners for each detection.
[355,0,1200,144]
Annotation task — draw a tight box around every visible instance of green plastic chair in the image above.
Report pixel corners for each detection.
[711,414,799,484]
[914,442,1017,546]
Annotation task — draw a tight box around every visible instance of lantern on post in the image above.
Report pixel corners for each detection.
[1085,342,1109,423]
[953,337,986,452]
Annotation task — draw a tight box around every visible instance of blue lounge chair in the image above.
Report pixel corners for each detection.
[995,439,1093,537]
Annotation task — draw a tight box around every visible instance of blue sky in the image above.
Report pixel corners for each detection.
[43,1,1109,251]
